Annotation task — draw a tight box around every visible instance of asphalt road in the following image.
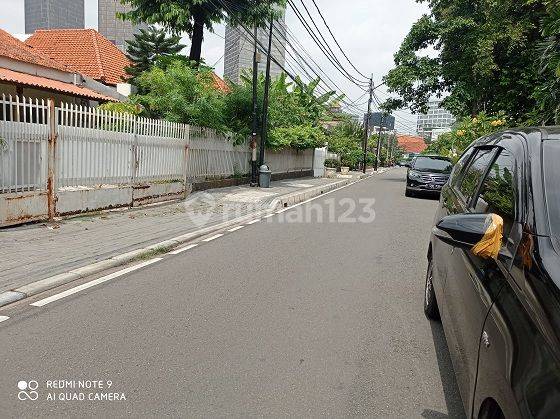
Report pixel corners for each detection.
[0,168,465,418]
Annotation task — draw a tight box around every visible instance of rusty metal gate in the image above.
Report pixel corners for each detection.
[0,96,53,226]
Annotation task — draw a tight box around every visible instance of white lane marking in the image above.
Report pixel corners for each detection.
[203,234,224,242]
[30,258,163,307]
[246,219,261,225]
[228,225,245,232]
[169,244,199,255]
[0,316,9,323]
[263,213,275,219]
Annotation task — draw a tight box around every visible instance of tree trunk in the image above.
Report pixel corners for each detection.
[189,5,205,64]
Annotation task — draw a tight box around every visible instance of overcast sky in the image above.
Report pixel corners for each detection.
[0,0,428,133]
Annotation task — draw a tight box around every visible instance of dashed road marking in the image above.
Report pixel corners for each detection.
[30,258,163,307]
[228,226,245,232]
[203,234,224,242]
[169,244,199,255]
[0,316,9,323]
[246,219,261,225]
[263,214,275,219]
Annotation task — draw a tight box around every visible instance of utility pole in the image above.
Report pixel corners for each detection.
[250,25,260,187]
[362,75,373,174]
[386,130,391,165]
[259,15,274,175]
[375,118,383,171]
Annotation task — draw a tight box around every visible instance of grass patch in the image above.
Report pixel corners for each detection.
[131,245,174,262]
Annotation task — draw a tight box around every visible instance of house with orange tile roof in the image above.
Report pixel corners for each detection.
[396,134,427,154]
[25,28,230,96]
[0,28,123,105]
[25,29,131,87]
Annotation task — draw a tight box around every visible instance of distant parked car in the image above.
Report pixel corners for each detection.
[425,128,560,419]
[405,155,453,197]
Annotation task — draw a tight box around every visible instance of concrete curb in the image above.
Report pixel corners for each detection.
[0,176,369,308]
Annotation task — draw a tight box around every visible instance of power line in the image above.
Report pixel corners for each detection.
[211,53,225,67]
[243,13,369,113]
[291,0,368,85]
[212,0,370,117]
[286,0,369,89]
[265,19,375,113]
[308,0,369,80]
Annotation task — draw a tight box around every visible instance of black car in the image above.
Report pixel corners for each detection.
[406,155,453,197]
[425,128,560,418]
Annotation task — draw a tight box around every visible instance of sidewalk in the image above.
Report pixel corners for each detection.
[0,175,368,295]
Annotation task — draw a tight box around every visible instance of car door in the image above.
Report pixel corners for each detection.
[437,146,514,411]
[432,147,476,292]
[473,138,560,419]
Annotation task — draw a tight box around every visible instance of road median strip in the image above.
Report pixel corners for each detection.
[0,174,375,309]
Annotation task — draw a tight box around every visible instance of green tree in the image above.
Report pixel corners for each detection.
[326,120,371,169]
[531,4,560,124]
[383,0,559,125]
[132,60,226,129]
[222,73,264,144]
[119,0,285,64]
[125,26,185,81]
[223,73,336,150]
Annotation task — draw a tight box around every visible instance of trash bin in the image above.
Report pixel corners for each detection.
[259,164,272,188]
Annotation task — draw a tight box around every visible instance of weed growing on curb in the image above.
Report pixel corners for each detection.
[132,245,174,262]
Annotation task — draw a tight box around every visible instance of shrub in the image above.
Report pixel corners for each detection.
[425,112,510,159]
[324,158,340,169]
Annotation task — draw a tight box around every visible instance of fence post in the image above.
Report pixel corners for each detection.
[131,116,139,185]
[47,98,57,221]
[130,116,139,208]
[183,125,190,199]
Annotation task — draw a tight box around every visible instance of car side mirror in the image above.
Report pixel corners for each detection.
[433,213,504,260]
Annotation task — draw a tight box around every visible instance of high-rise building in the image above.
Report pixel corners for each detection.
[24,0,85,33]
[98,0,147,52]
[416,99,456,141]
[223,13,286,84]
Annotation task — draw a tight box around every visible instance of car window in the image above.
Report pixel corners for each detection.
[473,150,516,236]
[450,147,475,187]
[458,148,496,203]
[412,157,453,173]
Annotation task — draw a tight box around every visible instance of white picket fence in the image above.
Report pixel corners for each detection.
[0,97,49,193]
[0,95,315,226]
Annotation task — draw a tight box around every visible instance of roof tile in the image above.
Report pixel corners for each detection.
[0,28,70,72]
[0,68,117,102]
[397,134,428,153]
[26,29,131,86]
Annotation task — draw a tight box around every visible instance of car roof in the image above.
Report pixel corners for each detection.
[473,127,560,147]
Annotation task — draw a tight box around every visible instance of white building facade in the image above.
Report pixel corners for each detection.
[416,99,455,141]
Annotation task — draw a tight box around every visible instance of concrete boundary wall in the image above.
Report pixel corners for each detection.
[0,95,317,227]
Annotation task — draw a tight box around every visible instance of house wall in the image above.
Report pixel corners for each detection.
[0,83,16,96]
